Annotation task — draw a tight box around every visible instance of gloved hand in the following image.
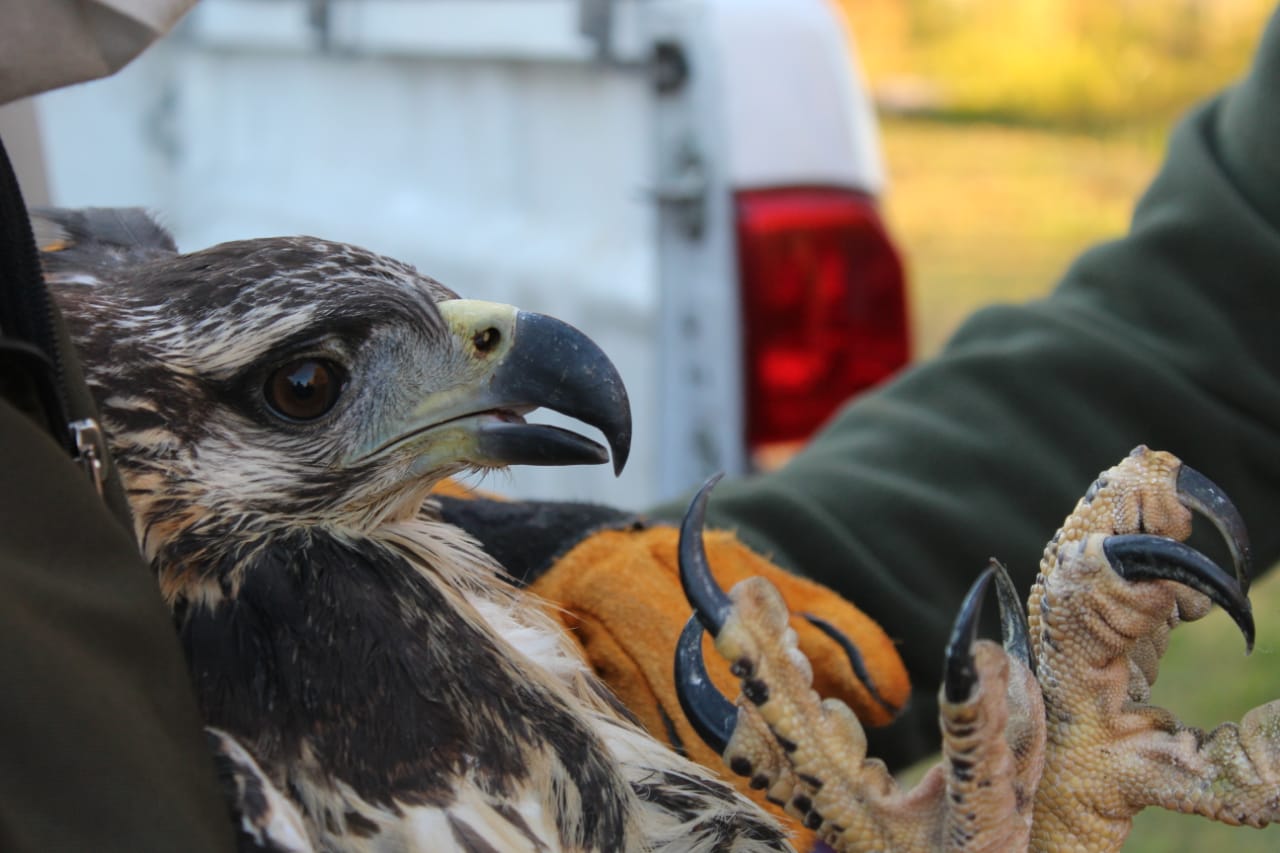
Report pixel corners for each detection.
[434,485,911,841]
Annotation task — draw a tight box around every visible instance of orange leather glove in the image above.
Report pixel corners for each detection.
[433,484,911,840]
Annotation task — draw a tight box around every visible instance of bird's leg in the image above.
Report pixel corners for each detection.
[675,479,1044,853]
[1027,446,1280,851]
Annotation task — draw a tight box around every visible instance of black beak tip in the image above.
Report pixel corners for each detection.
[589,364,631,476]
[610,425,631,476]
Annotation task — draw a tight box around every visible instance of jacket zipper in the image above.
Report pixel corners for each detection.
[0,140,77,457]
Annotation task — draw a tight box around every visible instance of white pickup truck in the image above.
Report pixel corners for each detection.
[34,0,909,509]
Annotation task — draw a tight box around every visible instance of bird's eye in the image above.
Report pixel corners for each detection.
[264,359,344,422]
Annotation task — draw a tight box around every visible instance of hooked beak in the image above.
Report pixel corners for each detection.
[364,299,631,476]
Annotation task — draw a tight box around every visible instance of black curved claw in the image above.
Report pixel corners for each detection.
[803,613,902,718]
[988,559,1035,673]
[1104,534,1255,653]
[944,566,996,703]
[1176,464,1253,593]
[678,473,732,636]
[674,615,738,754]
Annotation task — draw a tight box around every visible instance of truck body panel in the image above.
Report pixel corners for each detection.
[35,0,890,508]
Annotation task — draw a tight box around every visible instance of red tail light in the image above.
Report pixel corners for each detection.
[736,187,910,458]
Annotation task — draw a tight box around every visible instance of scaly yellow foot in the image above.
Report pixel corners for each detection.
[676,480,1043,852]
[1029,447,1272,851]
[676,448,1277,853]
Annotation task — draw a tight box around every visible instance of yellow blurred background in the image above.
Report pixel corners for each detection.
[844,0,1268,127]
[838,0,1273,357]
[831,1,1280,849]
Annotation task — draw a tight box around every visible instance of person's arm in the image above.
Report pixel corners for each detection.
[658,9,1280,769]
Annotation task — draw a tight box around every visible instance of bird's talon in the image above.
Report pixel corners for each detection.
[671,477,814,814]
[675,448,1280,853]
[1174,463,1252,590]
[1027,448,1280,850]
[678,473,732,635]
[677,481,1041,852]
[944,560,1036,704]
[943,565,995,704]
[670,445,1280,850]
[991,558,1036,671]
[674,614,737,754]
[1102,533,1254,651]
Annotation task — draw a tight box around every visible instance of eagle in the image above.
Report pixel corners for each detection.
[43,208,1275,853]
[38,208,791,853]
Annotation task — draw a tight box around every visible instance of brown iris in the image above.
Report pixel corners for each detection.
[265,359,343,421]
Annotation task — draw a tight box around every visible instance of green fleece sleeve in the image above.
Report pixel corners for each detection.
[655,10,1280,770]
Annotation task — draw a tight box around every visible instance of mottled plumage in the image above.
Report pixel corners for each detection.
[40,208,789,853]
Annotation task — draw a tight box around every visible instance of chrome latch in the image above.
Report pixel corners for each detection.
[649,136,707,240]
[70,418,108,496]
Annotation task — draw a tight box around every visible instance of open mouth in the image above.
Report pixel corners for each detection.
[473,412,612,468]
[361,408,524,459]
[366,407,610,470]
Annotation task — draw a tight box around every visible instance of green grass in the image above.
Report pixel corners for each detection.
[882,116,1280,849]
[880,117,1166,358]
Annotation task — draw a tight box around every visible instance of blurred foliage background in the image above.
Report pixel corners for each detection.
[836,0,1274,358]
[840,0,1271,127]
[829,1,1280,849]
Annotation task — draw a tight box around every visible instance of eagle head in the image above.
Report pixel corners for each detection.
[45,221,630,584]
